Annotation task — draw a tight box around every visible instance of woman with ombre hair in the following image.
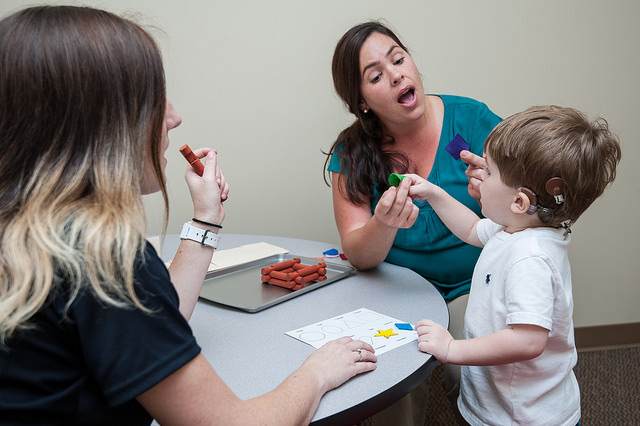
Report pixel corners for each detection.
[0,6,375,425]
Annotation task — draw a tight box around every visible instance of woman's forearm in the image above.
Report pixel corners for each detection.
[340,216,398,270]
[168,238,215,320]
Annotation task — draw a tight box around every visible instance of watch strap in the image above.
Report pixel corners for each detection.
[180,222,220,249]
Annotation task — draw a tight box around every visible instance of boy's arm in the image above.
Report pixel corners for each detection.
[406,174,483,247]
[415,320,549,365]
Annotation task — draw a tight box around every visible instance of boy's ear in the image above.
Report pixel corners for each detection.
[511,193,529,214]
[513,188,537,215]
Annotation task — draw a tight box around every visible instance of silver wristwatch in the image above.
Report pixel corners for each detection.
[180,222,220,249]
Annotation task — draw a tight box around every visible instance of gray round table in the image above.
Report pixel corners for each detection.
[161,234,449,425]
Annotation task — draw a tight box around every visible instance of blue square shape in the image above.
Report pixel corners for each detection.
[445,134,469,160]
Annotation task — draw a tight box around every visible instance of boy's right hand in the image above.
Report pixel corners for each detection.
[404,173,432,201]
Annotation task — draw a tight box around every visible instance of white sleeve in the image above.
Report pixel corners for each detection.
[476,218,504,246]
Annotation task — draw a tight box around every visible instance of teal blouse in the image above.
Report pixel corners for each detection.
[328,95,502,301]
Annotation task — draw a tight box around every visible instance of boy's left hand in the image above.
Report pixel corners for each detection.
[461,150,486,202]
[415,319,454,363]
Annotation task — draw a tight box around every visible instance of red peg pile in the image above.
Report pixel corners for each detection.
[261,258,327,290]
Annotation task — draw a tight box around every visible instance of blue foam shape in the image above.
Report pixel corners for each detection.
[395,323,413,331]
[323,248,339,256]
[445,134,469,160]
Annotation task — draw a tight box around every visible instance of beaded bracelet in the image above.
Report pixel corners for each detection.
[192,217,223,229]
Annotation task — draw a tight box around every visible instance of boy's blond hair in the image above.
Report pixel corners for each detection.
[484,105,621,227]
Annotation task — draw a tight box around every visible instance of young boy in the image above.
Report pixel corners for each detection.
[406,105,621,425]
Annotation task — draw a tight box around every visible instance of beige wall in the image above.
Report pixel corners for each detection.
[3,1,638,327]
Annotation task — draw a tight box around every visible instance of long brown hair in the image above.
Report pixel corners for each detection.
[0,6,168,343]
[323,21,412,204]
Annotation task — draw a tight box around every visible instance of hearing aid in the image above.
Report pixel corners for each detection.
[545,177,565,204]
[519,187,539,215]
[520,177,566,215]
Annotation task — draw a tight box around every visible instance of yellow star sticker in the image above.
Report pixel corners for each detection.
[374,328,398,339]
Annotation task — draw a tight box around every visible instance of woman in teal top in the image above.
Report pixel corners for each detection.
[324,21,501,425]
[328,94,500,301]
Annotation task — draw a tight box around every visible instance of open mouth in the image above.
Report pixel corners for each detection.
[398,87,416,105]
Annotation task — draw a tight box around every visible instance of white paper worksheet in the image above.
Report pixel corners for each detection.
[286,308,418,355]
[163,241,289,272]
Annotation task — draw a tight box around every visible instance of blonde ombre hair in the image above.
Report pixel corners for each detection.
[0,6,168,344]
